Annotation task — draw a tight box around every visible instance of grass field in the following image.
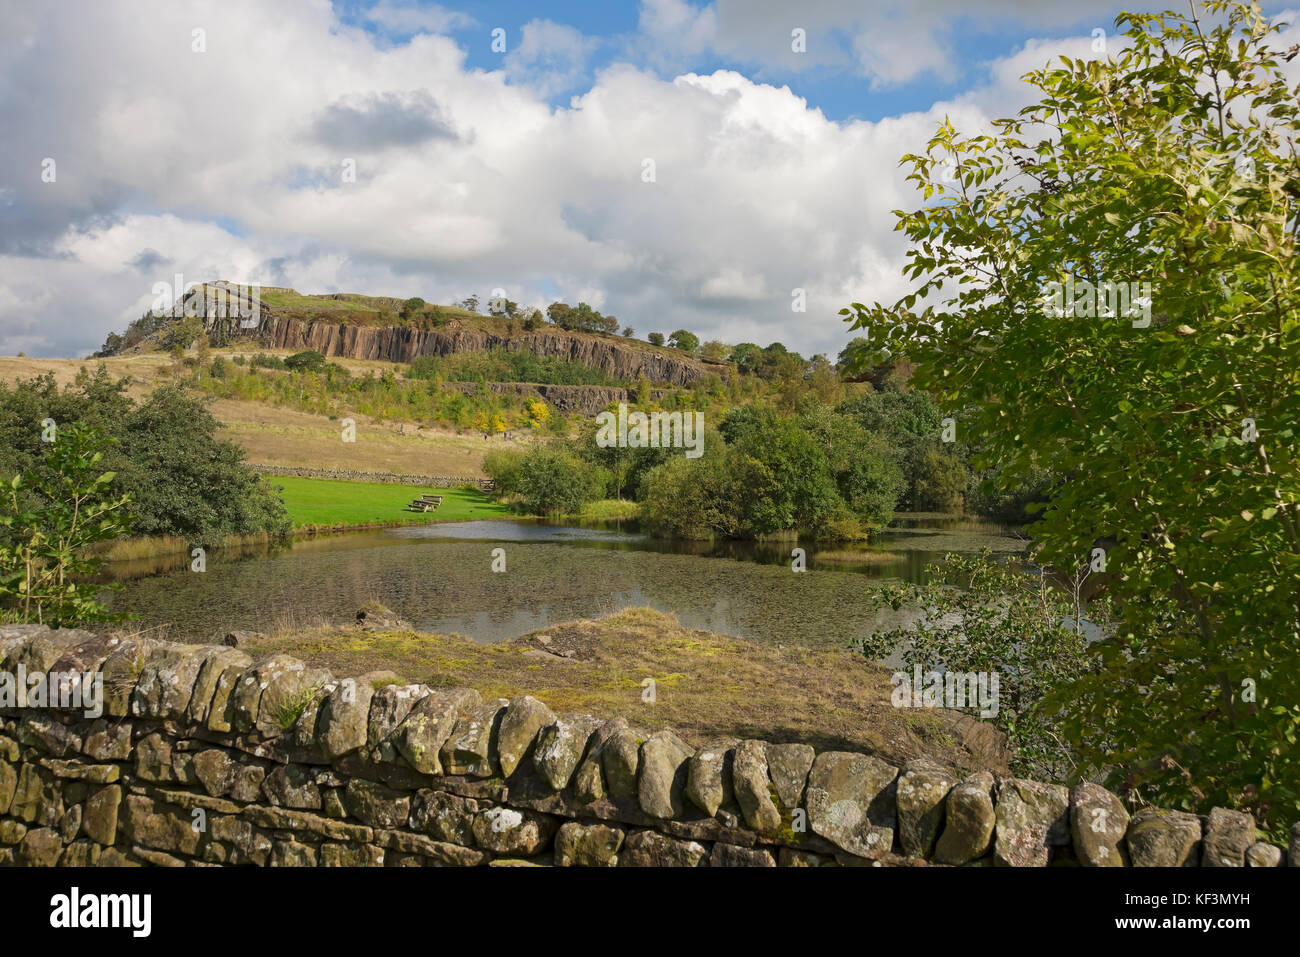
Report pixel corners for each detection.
[274,476,512,527]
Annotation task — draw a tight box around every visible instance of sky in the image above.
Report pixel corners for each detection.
[1,0,1296,359]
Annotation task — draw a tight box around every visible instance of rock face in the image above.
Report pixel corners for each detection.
[223,306,723,387]
[0,623,1292,869]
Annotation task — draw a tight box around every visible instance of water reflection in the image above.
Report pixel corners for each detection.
[107,514,1027,647]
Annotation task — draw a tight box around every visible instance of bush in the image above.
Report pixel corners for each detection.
[517,448,603,515]
[0,425,133,626]
[482,448,528,498]
[251,353,285,370]
[856,551,1098,781]
[284,350,327,372]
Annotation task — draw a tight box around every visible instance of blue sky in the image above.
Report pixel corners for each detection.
[2,1,1297,358]
[335,0,1139,120]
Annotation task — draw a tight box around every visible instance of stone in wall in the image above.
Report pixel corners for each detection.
[805,751,898,860]
[0,625,1290,869]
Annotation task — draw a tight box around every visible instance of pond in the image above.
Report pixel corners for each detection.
[106,514,1027,648]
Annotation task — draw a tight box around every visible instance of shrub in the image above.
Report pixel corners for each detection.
[284,350,327,372]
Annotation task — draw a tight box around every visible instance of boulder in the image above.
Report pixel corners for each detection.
[554,822,624,867]
[637,730,694,819]
[618,829,708,867]
[315,671,400,760]
[710,843,776,867]
[896,758,955,858]
[685,738,736,817]
[82,719,132,761]
[571,718,626,803]
[1125,807,1202,867]
[495,696,556,778]
[82,785,121,845]
[601,727,643,800]
[130,643,209,720]
[1244,842,1281,867]
[766,742,815,809]
[261,764,322,810]
[471,807,558,855]
[994,778,1069,867]
[342,779,411,829]
[732,740,781,835]
[256,662,333,739]
[1069,782,1129,867]
[393,688,481,775]
[440,698,508,777]
[16,827,63,866]
[185,648,252,725]
[533,713,601,790]
[410,789,480,846]
[367,682,431,760]
[0,760,15,815]
[119,795,201,856]
[1201,807,1255,867]
[805,751,898,860]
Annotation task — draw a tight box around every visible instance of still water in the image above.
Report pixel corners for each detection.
[107,515,1026,647]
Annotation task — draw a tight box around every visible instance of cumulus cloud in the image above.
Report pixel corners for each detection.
[0,0,1152,358]
[310,91,460,150]
[504,19,601,97]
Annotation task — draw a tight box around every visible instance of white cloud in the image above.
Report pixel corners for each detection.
[505,19,600,97]
[0,0,1154,359]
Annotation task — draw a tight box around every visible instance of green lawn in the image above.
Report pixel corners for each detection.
[273,476,512,528]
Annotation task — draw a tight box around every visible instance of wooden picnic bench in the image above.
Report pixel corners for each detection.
[407,493,444,513]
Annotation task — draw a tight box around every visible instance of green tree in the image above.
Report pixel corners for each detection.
[400,297,426,322]
[668,329,699,353]
[840,1,1300,833]
[517,447,604,514]
[647,332,665,347]
[0,425,134,626]
[116,388,290,542]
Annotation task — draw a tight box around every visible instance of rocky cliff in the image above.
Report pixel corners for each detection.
[185,284,723,387]
[257,318,717,387]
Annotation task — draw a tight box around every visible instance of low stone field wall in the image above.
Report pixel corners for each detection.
[0,624,1294,867]
[250,465,493,491]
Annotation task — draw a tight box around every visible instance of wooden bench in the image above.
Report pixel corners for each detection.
[407,493,444,513]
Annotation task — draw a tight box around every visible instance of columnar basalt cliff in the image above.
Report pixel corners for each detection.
[261,318,719,387]
[190,293,722,387]
[0,624,1293,868]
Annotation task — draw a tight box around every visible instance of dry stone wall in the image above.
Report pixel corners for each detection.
[250,465,493,491]
[1,624,1295,868]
